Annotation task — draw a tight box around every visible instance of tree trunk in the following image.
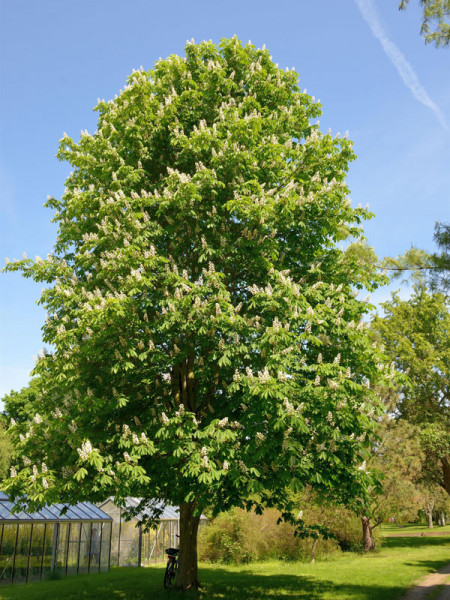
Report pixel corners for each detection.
[361,516,375,552]
[441,457,450,495]
[311,537,319,563]
[177,502,201,590]
[439,511,445,526]
[426,509,433,528]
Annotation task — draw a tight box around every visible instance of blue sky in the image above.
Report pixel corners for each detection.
[1,0,449,398]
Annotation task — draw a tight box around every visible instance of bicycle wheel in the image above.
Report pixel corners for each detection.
[164,562,174,589]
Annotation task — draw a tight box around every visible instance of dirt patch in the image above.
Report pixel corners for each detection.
[399,564,450,600]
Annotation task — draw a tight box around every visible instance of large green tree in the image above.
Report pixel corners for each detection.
[374,287,450,496]
[3,38,387,589]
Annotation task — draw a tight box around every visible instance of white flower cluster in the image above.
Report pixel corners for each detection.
[272,317,281,333]
[218,417,229,428]
[223,461,229,472]
[175,404,185,417]
[333,353,341,365]
[10,466,17,478]
[233,369,241,382]
[30,464,39,482]
[256,432,266,442]
[283,398,294,415]
[201,446,209,468]
[314,375,321,386]
[33,414,43,424]
[77,440,93,461]
[277,371,288,381]
[258,367,270,383]
[161,412,169,425]
[327,379,338,390]
[51,407,63,419]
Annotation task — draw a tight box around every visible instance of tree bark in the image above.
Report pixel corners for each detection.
[311,537,319,563]
[441,457,450,495]
[426,509,433,528]
[361,516,375,552]
[177,502,201,590]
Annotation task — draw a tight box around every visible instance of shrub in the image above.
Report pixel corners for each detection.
[198,508,340,564]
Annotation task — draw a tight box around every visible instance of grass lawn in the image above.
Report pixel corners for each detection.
[381,522,450,535]
[0,535,449,600]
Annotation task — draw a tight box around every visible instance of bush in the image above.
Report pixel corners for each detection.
[198,508,340,564]
[297,497,381,553]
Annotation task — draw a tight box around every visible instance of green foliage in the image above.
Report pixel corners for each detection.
[382,247,433,287]
[0,423,13,480]
[430,222,450,294]
[382,222,450,294]
[2,38,387,526]
[399,0,450,47]
[297,494,375,552]
[198,507,340,563]
[2,379,42,423]
[374,287,450,495]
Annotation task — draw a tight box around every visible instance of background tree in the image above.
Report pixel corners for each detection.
[374,286,450,496]
[429,222,450,294]
[399,0,450,47]
[3,38,387,590]
[382,222,449,294]
[2,379,42,423]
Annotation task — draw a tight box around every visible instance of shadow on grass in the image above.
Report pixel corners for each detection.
[382,536,450,550]
[195,567,406,600]
[0,566,407,600]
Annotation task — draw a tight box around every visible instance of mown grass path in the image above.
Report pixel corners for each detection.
[0,534,449,599]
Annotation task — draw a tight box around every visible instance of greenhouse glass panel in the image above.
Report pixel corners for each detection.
[56,523,69,575]
[28,523,45,582]
[117,518,139,567]
[0,525,16,585]
[88,524,101,573]
[78,523,91,574]
[41,524,56,580]
[12,523,31,583]
[66,523,80,575]
[100,522,111,572]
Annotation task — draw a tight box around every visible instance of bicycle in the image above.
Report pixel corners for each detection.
[163,541,179,589]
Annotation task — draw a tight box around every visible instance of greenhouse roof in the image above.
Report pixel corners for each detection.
[100,497,207,521]
[0,491,112,523]
[126,497,181,521]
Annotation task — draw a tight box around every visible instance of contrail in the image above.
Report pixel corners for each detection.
[354,0,447,129]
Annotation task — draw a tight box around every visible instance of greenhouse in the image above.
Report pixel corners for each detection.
[0,491,112,585]
[99,498,206,566]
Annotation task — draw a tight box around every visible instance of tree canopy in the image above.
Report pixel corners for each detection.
[3,38,388,589]
[399,0,450,47]
[373,286,450,495]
